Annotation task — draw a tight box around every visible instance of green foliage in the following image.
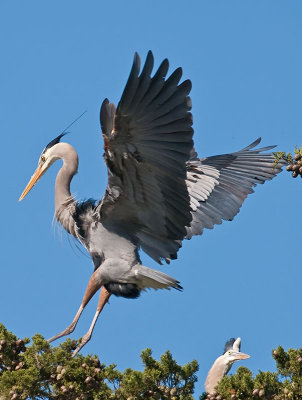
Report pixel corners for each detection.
[214,366,254,399]
[3,323,302,400]
[0,323,198,399]
[273,146,302,167]
[273,151,294,167]
[273,146,302,179]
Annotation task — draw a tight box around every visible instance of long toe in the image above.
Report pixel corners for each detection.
[72,332,92,357]
[48,324,75,343]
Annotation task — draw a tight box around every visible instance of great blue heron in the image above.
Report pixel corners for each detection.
[19,51,284,355]
[205,337,250,395]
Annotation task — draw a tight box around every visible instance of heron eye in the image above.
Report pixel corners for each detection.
[41,155,46,162]
[228,351,232,355]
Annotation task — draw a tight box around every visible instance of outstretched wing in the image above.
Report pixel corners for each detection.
[186,138,285,239]
[98,51,194,263]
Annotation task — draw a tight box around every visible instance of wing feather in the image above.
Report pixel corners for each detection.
[98,53,284,263]
[185,139,285,239]
[98,52,193,263]
[135,58,170,115]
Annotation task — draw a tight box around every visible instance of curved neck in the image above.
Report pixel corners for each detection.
[205,356,227,394]
[54,143,79,211]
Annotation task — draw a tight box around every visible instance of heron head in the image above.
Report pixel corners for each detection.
[225,349,250,365]
[19,133,66,201]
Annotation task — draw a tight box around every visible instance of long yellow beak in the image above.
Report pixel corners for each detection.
[19,166,43,201]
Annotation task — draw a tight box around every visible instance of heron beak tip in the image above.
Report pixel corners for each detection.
[238,353,250,360]
[19,165,43,202]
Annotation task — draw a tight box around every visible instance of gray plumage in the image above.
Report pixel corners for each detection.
[19,51,285,355]
[205,337,250,394]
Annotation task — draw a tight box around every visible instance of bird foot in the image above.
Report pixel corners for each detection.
[48,322,77,343]
[72,331,92,357]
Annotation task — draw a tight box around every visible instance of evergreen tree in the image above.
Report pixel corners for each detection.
[274,146,302,178]
[2,322,302,399]
[0,323,198,399]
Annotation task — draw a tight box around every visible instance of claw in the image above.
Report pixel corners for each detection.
[72,332,92,357]
[48,322,76,343]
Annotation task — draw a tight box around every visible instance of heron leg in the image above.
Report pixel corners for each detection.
[48,270,103,343]
[48,304,84,343]
[72,286,111,357]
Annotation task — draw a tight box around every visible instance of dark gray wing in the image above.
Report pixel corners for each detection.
[223,338,236,354]
[185,138,285,239]
[98,51,193,263]
[223,337,242,354]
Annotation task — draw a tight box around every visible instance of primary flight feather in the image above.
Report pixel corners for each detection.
[19,51,284,355]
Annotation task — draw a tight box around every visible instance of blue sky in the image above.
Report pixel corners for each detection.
[1,1,302,397]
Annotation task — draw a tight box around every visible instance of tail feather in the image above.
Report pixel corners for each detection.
[135,265,182,291]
